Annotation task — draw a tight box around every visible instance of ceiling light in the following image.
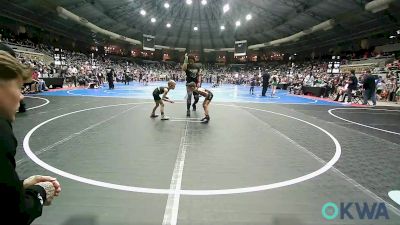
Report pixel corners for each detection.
[201,0,207,5]
[164,2,170,8]
[220,25,225,30]
[194,26,198,31]
[151,18,156,23]
[235,20,241,27]
[246,14,252,21]
[166,23,171,28]
[186,0,192,5]
[223,4,230,13]
[140,9,146,16]
[397,30,400,35]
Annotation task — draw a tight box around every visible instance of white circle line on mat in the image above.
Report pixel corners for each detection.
[328,108,400,136]
[24,102,341,195]
[25,96,50,111]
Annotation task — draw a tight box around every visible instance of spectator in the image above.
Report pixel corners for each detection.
[35,68,48,92]
[334,81,348,102]
[280,76,289,90]
[362,69,377,106]
[0,50,61,225]
[303,72,314,87]
[71,66,78,87]
[345,70,358,104]
[387,78,398,102]
[249,77,256,95]
[376,76,384,98]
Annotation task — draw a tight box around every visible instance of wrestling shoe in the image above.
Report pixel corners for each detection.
[201,115,210,123]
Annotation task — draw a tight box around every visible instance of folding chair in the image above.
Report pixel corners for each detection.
[352,90,370,105]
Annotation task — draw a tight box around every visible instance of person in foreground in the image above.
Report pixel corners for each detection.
[150,80,176,120]
[187,82,213,123]
[0,50,61,225]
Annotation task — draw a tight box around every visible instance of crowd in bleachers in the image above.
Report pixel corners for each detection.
[1,27,399,104]
[14,50,400,104]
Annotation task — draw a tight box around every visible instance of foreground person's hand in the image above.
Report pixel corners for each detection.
[36,181,56,206]
[24,175,61,196]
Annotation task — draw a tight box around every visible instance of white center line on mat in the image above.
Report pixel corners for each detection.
[169,119,203,123]
[171,118,201,120]
[162,120,189,225]
[17,105,138,166]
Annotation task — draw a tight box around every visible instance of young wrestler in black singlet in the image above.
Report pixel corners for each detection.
[187,82,213,123]
[150,80,176,120]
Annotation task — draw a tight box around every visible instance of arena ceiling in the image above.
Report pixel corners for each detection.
[2,0,400,52]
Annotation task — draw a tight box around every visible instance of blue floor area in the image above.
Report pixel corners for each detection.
[39,82,343,106]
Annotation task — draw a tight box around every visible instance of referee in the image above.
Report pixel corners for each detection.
[182,53,201,117]
[262,70,271,96]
